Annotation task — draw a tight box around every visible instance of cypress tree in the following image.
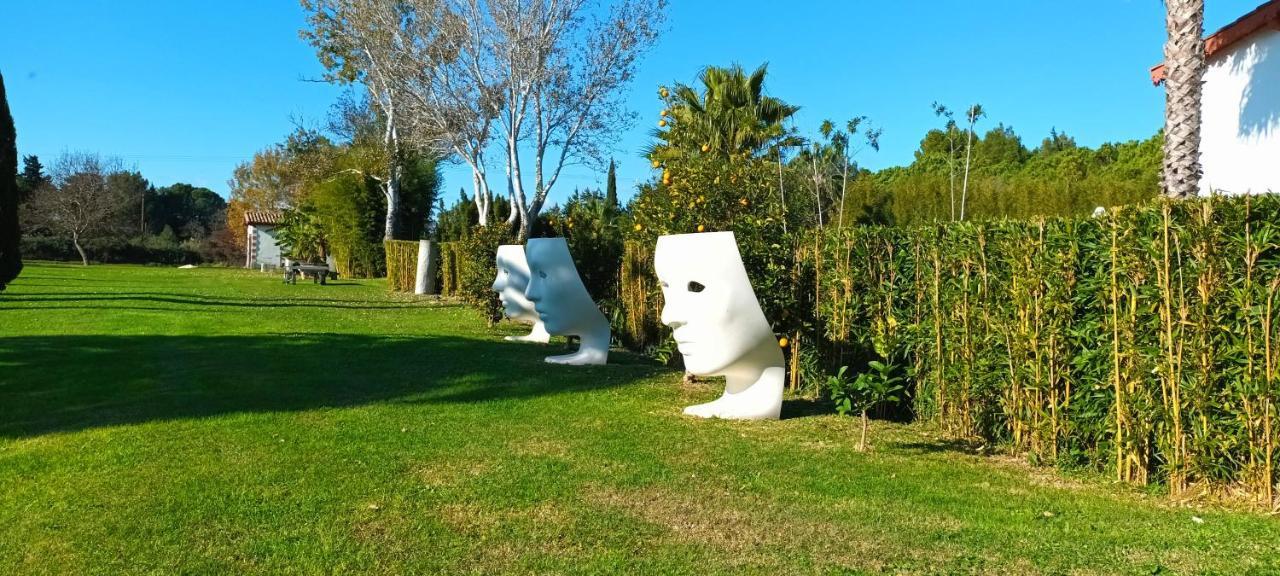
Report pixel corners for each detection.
[605,158,618,210]
[0,71,22,292]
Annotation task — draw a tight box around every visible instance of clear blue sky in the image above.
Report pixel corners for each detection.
[0,1,1263,206]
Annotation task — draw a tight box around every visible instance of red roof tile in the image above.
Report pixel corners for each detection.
[244,210,284,226]
[1150,0,1280,85]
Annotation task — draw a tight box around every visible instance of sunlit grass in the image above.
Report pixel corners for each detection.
[1,262,1277,574]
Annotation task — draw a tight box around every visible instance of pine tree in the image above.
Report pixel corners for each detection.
[17,155,46,202]
[0,70,22,291]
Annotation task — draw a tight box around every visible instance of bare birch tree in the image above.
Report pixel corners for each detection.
[302,0,423,240]
[959,103,984,221]
[398,0,500,225]
[473,0,665,239]
[25,153,127,266]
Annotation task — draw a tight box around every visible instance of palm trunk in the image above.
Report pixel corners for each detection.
[1162,0,1206,199]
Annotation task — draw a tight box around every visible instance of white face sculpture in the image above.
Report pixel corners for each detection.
[524,238,610,365]
[492,245,538,322]
[524,238,597,335]
[655,232,778,377]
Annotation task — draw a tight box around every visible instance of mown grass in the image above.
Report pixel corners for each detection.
[1,262,1278,575]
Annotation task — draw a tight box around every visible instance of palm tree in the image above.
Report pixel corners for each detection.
[1162,0,1206,199]
[648,63,800,163]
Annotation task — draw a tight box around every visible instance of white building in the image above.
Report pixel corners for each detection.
[1151,0,1280,195]
[244,210,284,269]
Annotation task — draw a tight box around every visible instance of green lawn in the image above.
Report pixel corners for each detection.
[1,262,1277,575]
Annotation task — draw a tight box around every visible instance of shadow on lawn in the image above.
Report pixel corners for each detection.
[0,334,664,439]
[0,292,437,311]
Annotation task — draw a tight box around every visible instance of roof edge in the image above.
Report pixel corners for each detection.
[1150,0,1280,85]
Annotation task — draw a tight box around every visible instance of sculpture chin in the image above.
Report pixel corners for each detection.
[682,367,785,420]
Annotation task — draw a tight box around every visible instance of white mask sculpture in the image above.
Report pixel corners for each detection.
[524,238,610,365]
[491,244,551,343]
[656,231,785,420]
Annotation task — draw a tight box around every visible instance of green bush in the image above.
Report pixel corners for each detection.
[454,224,513,324]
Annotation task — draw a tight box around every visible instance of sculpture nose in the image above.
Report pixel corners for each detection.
[660,299,685,328]
[525,276,542,302]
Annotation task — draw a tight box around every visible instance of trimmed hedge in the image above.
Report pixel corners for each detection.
[805,194,1280,503]
[384,240,419,293]
[438,241,462,297]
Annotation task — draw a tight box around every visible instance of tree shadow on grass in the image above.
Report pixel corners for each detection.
[889,438,986,456]
[0,334,665,439]
[0,292,441,311]
[780,397,834,420]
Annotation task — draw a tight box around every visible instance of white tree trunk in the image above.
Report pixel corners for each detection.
[472,170,489,226]
[960,126,975,221]
[384,162,400,240]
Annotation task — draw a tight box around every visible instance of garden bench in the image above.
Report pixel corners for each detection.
[284,263,334,285]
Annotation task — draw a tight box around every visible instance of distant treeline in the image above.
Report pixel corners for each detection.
[16,153,234,265]
[843,127,1161,226]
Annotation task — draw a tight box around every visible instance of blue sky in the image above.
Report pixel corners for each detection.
[0,1,1264,206]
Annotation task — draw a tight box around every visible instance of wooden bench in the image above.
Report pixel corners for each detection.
[284,263,335,285]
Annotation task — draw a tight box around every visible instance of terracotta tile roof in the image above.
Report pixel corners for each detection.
[244,210,284,226]
[1150,0,1280,84]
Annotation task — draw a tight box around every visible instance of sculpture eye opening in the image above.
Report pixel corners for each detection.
[539,270,547,279]
[687,281,705,293]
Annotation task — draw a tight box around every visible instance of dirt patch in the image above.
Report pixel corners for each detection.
[582,483,950,572]
[415,458,495,488]
[509,437,572,459]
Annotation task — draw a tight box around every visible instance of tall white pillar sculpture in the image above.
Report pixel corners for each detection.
[524,238,610,365]
[655,231,785,420]
[415,240,438,295]
[491,244,551,343]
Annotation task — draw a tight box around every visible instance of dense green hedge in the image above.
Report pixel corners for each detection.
[384,240,419,293]
[806,194,1280,503]
[437,225,513,323]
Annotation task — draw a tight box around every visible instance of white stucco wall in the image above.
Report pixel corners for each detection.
[1199,28,1280,195]
[247,224,283,269]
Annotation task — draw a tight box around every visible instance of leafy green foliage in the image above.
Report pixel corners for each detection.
[828,362,906,418]
[455,223,515,324]
[843,129,1162,226]
[648,63,800,164]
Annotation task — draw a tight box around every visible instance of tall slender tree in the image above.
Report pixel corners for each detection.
[605,158,618,211]
[1161,0,1206,198]
[0,71,21,290]
[959,103,984,221]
